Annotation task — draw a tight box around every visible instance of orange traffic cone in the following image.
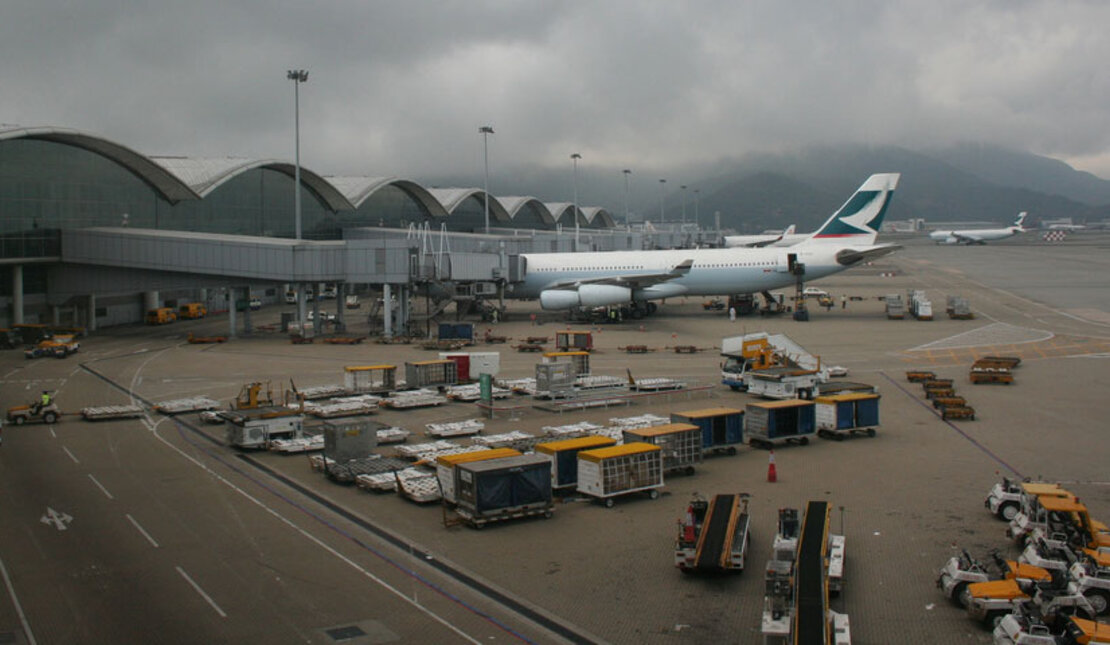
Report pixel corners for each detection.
[767,450,778,483]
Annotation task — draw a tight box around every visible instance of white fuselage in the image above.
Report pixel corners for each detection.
[929,226,1023,245]
[515,245,848,301]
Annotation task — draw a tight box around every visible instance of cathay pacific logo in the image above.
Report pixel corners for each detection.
[815,190,890,237]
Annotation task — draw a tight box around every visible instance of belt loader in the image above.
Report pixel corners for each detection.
[674,493,751,573]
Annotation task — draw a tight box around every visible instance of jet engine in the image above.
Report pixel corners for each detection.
[578,284,631,307]
[539,290,581,310]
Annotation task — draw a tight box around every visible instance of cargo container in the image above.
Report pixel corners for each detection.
[436,448,521,504]
[621,423,703,475]
[323,418,379,462]
[404,360,458,389]
[556,330,593,352]
[670,407,745,455]
[223,410,304,449]
[438,322,474,342]
[454,454,554,527]
[438,351,501,381]
[534,362,577,399]
[744,400,816,448]
[814,393,880,440]
[542,350,590,376]
[534,435,618,489]
[343,365,397,393]
[577,442,664,506]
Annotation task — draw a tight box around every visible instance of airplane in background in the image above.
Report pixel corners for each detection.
[723,224,799,248]
[1046,222,1086,232]
[512,173,902,317]
[928,212,1027,245]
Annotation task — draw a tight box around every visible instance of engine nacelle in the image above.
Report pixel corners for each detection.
[540,290,582,310]
[578,284,632,307]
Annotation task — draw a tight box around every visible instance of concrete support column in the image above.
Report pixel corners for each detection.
[143,290,160,312]
[242,285,252,335]
[297,282,307,336]
[87,294,97,332]
[383,283,393,339]
[11,265,24,325]
[51,306,60,326]
[228,287,238,338]
[335,283,346,332]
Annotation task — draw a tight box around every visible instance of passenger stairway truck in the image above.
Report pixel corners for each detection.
[719,332,834,394]
[674,493,752,573]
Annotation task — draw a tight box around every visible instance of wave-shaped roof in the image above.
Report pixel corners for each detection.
[1,124,615,229]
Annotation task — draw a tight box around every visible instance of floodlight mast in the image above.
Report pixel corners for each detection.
[480,126,494,234]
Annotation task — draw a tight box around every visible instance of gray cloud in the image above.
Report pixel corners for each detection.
[3,0,1109,189]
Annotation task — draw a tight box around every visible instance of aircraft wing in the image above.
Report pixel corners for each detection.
[543,259,694,291]
[835,245,902,266]
[746,234,784,248]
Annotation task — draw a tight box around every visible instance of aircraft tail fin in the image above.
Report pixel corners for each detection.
[783,224,796,235]
[804,173,901,246]
[1014,212,1028,229]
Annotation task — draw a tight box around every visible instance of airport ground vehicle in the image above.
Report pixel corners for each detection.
[802,287,829,298]
[937,549,1051,608]
[7,400,61,425]
[674,493,751,573]
[178,302,207,319]
[994,609,1110,644]
[145,307,177,324]
[986,479,1067,522]
[24,336,79,359]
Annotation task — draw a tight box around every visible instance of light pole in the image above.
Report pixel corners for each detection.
[681,185,688,225]
[287,69,309,240]
[622,169,632,225]
[571,153,582,250]
[287,69,309,333]
[658,179,666,223]
[694,189,700,229]
[480,126,494,234]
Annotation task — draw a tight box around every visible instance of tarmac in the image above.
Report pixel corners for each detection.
[1,232,1109,644]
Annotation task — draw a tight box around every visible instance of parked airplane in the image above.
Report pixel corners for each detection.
[928,212,1027,245]
[723,225,798,248]
[513,173,902,317]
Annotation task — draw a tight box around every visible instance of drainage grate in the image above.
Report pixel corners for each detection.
[325,625,367,641]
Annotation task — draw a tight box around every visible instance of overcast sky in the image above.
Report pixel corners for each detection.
[4,0,1110,191]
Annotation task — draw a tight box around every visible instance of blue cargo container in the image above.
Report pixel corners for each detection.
[815,393,880,439]
[670,407,745,455]
[438,323,475,342]
[744,400,816,448]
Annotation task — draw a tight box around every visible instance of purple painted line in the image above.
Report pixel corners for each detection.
[880,372,1023,478]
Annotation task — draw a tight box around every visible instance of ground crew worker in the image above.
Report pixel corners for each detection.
[728,306,736,322]
[841,294,847,309]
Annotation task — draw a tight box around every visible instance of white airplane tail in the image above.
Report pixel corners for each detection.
[802,173,901,246]
[1014,212,1028,230]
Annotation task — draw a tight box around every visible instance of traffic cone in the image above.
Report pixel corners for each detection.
[683,505,696,542]
[767,450,777,483]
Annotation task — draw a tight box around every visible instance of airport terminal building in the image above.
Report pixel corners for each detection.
[0,125,657,332]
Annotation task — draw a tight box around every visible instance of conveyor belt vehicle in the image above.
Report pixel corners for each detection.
[674,493,751,573]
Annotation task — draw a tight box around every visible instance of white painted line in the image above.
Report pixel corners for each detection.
[0,555,37,645]
[49,427,56,439]
[126,514,159,548]
[88,474,114,499]
[62,446,80,464]
[146,421,483,644]
[176,566,226,618]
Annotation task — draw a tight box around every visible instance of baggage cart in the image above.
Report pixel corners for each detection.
[905,370,936,383]
[931,396,967,410]
[576,443,664,507]
[744,400,816,449]
[343,365,397,394]
[814,393,880,440]
[436,448,522,505]
[535,435,618,490]
[454,454,554,527]
[622,423,703,476]
[925,388,956,400]
[942,405,976,421]
[404,360,458,389]
[670,407,745,456]
[555,330,593,352]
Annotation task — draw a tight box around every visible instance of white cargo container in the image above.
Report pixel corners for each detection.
[438,351,501,381]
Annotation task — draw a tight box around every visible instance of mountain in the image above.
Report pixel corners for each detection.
[421,145,1110,231]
